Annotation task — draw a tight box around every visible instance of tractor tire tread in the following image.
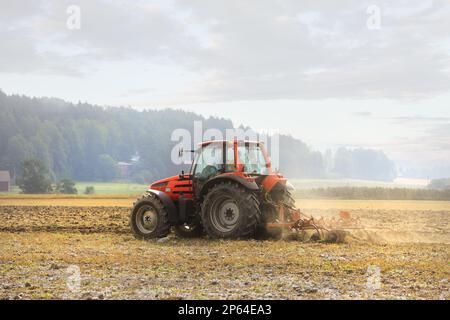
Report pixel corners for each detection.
[130,191,171,240]
[201,181,261,239]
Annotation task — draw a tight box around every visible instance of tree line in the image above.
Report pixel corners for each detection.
[428,178,450,190]
[295,187,450,201]
[0,90,397,183]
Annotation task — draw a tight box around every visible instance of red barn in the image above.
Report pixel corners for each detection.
[0,171,11,192]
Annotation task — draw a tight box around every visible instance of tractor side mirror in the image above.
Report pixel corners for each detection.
[178,147,195,159]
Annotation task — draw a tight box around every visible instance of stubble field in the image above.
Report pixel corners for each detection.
[0,197,448,300]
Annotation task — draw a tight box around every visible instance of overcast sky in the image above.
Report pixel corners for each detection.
[1,0,449,177]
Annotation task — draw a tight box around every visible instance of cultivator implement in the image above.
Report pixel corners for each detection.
[266,205,356,243]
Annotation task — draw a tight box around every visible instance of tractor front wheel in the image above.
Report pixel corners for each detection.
[130,192,171,240]
[201,182,260,239]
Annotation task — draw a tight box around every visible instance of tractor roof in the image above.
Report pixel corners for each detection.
[199,140,262,147]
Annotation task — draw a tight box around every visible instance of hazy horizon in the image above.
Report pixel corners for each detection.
[1,0,449,178]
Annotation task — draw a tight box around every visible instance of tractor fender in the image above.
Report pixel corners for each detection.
[145,189,178,224]
[199,175,259,199]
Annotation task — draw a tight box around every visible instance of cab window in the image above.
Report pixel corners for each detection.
[237,143,268,175]
[193,143,224,179]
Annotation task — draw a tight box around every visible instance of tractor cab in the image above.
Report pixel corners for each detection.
[191,140,272,197]
[149,140,278,203]
[193,140,271,176]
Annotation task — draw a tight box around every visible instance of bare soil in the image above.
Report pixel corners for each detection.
[0,202,448,300]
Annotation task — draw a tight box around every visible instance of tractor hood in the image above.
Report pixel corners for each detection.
[149,174,193,200]
[150,175,182,189]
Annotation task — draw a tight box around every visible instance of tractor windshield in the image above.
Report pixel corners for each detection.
[192,143,225,179]
[191,141,270,177]
[238,143,269,175]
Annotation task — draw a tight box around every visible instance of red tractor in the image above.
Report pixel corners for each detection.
[130,140,329,240]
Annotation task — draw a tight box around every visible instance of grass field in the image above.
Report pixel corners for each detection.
[78,178,429,192]
[2,177,431,197]
[289,178,430,189]
[4,181,148,196]
[74,182,148,195]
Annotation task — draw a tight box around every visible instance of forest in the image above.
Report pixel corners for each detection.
[295,187,450,200]
[0,91,396,183]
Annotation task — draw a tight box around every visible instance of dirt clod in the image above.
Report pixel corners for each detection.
[157,237,171,244]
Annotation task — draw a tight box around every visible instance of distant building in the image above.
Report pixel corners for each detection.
[0,171,11,192]
[117,162,132,179]
[117,153,140,180]
[131,152,140,164]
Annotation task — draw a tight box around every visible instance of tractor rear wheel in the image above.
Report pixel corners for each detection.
[257,189,296,240]
[201,182,260,239]
[130,192,170,240]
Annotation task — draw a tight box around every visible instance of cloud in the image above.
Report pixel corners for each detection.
[353,112,372,117]
[369,117,450,169]
[387,116,450,124]
[176,0,450,101]
[1,0,450,102]
[0,0,195,75]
